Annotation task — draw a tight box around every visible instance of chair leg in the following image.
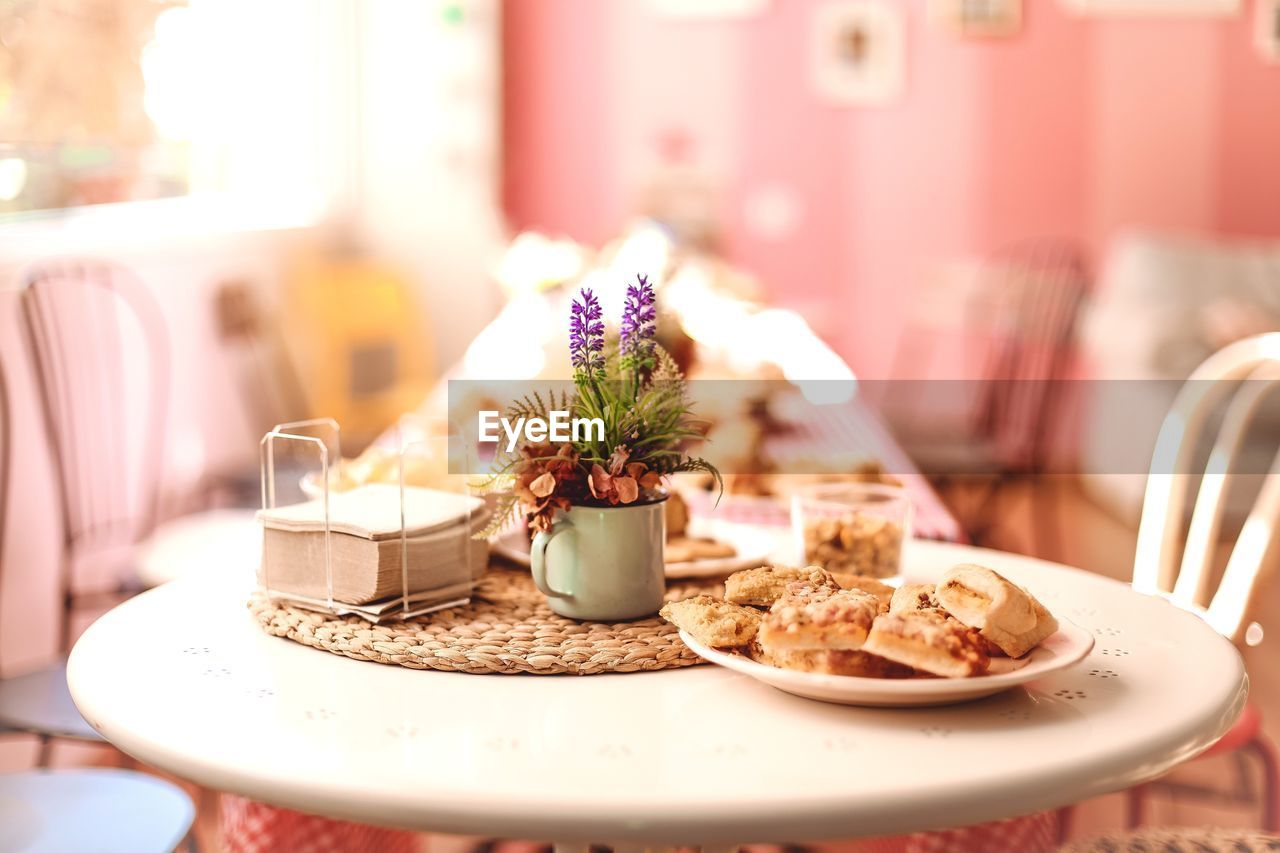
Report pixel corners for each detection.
[1245,736,1280,833]
[1125,783,1148,829]
[35,733,54,768]
[1054,805,1075,844]
[966,475,1009,548]
[1029,474,1063,561]
[59,587,75,657]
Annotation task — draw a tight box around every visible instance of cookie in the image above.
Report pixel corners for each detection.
[666,536,736,564]
[660,595,761,648]
[724,565,837,607]
[833,573,895,609]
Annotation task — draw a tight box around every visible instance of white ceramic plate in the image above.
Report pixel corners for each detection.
[491,525,776,579]
[679,619,1095,707]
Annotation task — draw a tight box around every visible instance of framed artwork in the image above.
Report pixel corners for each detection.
[648,0,769,18]
[1058,0,1239,15]
[811,1,905,106]
[929,0,1022,38]
[1258,0,1280,63]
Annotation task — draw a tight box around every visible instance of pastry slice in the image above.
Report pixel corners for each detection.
[724,565,837,607]
[770,647,917,679]
[935,564,1059,658]
[890,582,1008,657]
[758,585,879,651]
[862,612,990,678]
[832,573,895,610]
[660,595,761,648]
[666,536,736,563]
[890,582,948,617]
[665,491,689,538]
[664,540,696,563]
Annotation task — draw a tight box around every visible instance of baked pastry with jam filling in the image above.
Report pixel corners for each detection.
[935,564,1058,658]
[862,611,990,678]
[758,584,880,652]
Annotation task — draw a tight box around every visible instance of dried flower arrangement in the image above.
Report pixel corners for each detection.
[478,276,721,536]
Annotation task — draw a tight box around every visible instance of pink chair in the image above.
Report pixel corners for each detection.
[885,240,1089,555]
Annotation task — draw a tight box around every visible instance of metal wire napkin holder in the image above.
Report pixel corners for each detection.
[258,416,478,622]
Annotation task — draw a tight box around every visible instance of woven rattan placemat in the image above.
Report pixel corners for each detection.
[249,567,722,675]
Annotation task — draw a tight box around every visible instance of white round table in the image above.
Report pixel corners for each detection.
[136,508,262,588]
[68,540,1247,845]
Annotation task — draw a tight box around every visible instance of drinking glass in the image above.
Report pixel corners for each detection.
[792,482,911,579]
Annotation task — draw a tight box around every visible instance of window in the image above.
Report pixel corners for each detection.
[0,0,345,217]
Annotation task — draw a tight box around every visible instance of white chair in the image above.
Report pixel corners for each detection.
[0,360,197,853]
[1134,333,1280,641]
[0,769,196,853]
[0,335,103,751]
[1,259,259,763]
[1127,332,1280,828]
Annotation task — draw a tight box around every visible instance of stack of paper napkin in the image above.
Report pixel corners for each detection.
[257,484,487,618]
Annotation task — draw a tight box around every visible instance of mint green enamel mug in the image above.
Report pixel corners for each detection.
[530,499,667,621]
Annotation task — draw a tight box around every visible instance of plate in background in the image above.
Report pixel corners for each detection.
[492,525,776,579]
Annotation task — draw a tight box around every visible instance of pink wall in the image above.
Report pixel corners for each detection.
[502,0,1280,377]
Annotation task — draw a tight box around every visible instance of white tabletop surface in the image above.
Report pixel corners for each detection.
[68,540,1247,844]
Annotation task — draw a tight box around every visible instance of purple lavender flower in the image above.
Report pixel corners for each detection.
[569,287,606,380]
[620,274,657,371]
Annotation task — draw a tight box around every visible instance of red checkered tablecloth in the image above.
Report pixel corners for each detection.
[221,796,418,853]
[810,811,1060,853]
[766,401,962,543]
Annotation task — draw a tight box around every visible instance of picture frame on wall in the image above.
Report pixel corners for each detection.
[1258,0,1280,63]
[811,0,905,107]
[929,0,1022,38]
[1058,0,1239,16]
[648,0,769,19]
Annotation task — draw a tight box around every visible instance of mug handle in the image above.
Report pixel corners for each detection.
[530,518,575,600]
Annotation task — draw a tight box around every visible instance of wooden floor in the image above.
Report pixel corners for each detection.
[20,475,1279,850]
